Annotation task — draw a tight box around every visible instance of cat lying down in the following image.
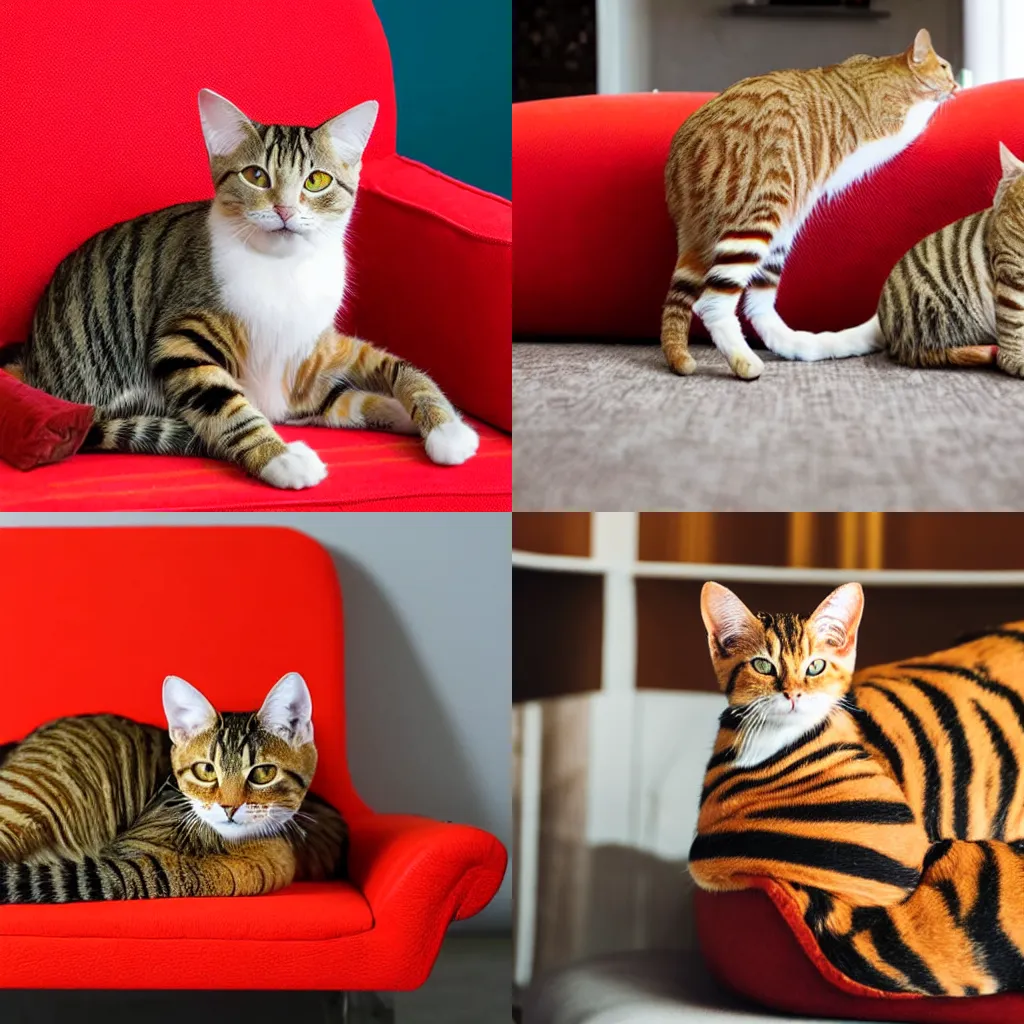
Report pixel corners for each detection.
[0,672,346,901]
[691,581,1024,995]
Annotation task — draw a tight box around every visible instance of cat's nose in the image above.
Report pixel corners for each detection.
[220,804,241,822]
[273,205,295,223]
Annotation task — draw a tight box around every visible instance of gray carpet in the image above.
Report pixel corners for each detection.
[513,342,1024,510]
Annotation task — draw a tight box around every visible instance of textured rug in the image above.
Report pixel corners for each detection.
[513,342,1024,510]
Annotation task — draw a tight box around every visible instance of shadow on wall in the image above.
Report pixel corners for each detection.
[326,547,490,832]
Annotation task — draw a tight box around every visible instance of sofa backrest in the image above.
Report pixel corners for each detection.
[0,526,367,819]
[0,0,398,344]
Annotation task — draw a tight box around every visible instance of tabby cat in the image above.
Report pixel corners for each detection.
[692,582,1024,995]
[0,672,346,902]
[850,142,1024,376]
[9,90,478,488]
[662,30,957,380]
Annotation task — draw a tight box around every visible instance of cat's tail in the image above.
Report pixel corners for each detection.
[889,344,999,369]
[84,416,203,456]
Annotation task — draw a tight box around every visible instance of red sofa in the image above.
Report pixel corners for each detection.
[0,0,510,511]
[513,81,1024,341]
[0,526,507,990]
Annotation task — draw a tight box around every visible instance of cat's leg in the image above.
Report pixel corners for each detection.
[286,331,479,466]
[994,273,1024,378]
[83,416,203,455]
[692,230,774,380]
[661,247,708,376]
[152,313,327,488]
[743,241,883,361]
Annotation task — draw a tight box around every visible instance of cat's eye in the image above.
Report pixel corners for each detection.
[806,659,827,677]
[240,166,271,189]
[192,761,218,783]
[751,658,775,676]
[304,170,333,192]
[248,764,278,785]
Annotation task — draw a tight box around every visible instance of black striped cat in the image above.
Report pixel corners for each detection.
[7,90,478,488]
[0,673,345,901]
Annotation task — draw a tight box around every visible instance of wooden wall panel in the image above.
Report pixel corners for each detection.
[513,513,591,557]
[636,578,1024,691]
[638,513,839,567]
[514,567,603,702]
[882,514,1024,570]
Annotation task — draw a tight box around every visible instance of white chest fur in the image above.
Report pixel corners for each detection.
[776,99,940,253]
[207,209,348,423]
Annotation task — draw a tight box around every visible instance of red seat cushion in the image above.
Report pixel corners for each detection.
[0,419,511,511]
[513,81,1024,339]
[695,883,1024,1022]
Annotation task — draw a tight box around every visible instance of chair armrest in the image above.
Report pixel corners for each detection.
[345,154,511,432]
[346,813,507,926]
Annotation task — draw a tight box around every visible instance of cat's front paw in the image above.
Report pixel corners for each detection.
[425,420,479,466]
[260,441,328,489]
[729,352,764,381]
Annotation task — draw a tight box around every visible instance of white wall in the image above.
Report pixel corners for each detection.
[0,512,512,932]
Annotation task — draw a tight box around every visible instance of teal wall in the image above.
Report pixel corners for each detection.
[374,1,510,199]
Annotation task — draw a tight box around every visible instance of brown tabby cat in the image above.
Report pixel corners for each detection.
[0,673,345,901]
[7,89,478,488]
[692,582,1024,995]
[866,142,1024,376]
[663,30,958,380]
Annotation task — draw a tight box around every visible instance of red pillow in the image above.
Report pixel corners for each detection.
[694,884,1024,1023]
[0,363,94,471]
[513,81,1024,339]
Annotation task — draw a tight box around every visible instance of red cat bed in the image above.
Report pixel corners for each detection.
[513,78,1024,339]
[695,884,1024,1023]
[0,361,94,470]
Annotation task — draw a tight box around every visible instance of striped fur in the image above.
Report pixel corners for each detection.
[663,30,957,380]
[0,674,346,903]
[868,142,1024,376]
[693,583,1024,995]
[15,90,477,486]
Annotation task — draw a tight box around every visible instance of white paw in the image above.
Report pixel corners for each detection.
[425,420,479,466]
[729,352,764,380]
[260,441,328,489]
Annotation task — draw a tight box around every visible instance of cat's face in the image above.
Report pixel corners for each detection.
[700,582,863,741]
[994,142,1024,219]
[197,89,378,248]
[162,672,319,842]
[902,28,958,101]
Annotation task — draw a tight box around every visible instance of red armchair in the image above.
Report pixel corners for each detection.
[0,0,510,511]
[0,526,507,992]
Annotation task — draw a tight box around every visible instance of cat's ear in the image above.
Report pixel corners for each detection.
[909,28,935,66]
[808,583,864,662]
[319,100,379,164]
[198,89,256,158]
[700,582,760,660]
[257,672,314,747]
[999,142,1024,182]
[162,676,218,745]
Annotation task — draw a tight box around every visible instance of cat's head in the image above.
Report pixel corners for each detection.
[197,89,378,248]
[700,582,864,738]
[994,142,1024,217]
[899,28,958,101]
[162,672,318,842]
[844,29,956,111]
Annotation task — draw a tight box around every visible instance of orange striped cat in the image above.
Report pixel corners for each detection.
[663,30,958,380]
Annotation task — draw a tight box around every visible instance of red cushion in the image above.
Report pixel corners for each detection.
[695,884,1024,1022]
[0,418,511,511]
[0,369,94,470]
[0,528,507,989]
[513,81,1024,339]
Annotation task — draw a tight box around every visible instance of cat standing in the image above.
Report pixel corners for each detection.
[0,673,345,901]
[662,30,958,380]
[14,90,478,488]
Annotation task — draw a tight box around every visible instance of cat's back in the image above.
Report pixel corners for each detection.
[877,208,996,362]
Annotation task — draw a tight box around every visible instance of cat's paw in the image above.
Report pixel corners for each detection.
[997,350,1024,378]
[260,441,328,489]
[729,353,764,381]
[425,420,479,466]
